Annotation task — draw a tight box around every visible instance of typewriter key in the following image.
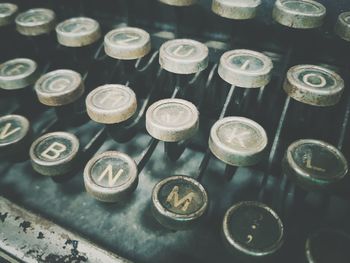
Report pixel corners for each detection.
[305,229,350,263]
[0,115,31,158]
[0,58,38,90]
[335,12,350,42]
[34,69,84,106]
[284,65,344,107]
[56,17,101,47]
[209,117,268,166]
[283,139,348,192]
[212,0,261,20]
[84,151,138,202]
[104,27,151,60]
[30,132,80,177]
[159,39,209,74]
[86,84,137,124]
[152,175,208,230]
[272,0,326,29]
[146,98,199,142]
[218,49,273,88]
[222,201,284,260]
[158,0,197,7]
[0,3,18,27]
[15,8,56,36]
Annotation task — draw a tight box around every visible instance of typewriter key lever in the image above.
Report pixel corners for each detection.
[222,201,284,261]
[146,98,199,161]
[273,0,326,29]
[55,17,102,70]
[305,229,350,263]
[34,69,86,126]
[104,26,152,84]
[0,58,40,113]
[86,84,137,141]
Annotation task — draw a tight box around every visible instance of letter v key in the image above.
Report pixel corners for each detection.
[0,123,20,140]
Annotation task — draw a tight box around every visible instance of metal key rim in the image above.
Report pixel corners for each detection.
[84,151,138,202]
[0,3,18,26]
[34,69,84,106]
[104,27,151,60]
[152,175,208,221]
[0,115,30,147]
[86,84,137,124]
[284,64,344,106]
[29,131,80,168]
[159,39,209,74]
[209,116,268,166]
[222,201,284,257]
[15,8,56,27]
[274,0,326,17]
[285,139,348,183]
[146,98,199,142]
[56,17,101,47]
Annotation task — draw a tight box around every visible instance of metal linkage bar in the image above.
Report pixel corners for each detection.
[0,196,129,263]
[195,84,236,182]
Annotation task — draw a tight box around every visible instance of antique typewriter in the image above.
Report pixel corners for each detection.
[1,0,350,262]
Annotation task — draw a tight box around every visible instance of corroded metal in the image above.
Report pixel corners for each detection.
[0,196,130,263]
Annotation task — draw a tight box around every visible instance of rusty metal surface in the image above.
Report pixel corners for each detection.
[0,196,129,263]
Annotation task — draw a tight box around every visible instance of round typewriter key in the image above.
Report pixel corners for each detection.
[35,69,84,106]
[212,0,261,20]
[335,12,350,42]
[84,151,138,202]
[218,49,273,88]
[158,0,197,6]
[222,201,284,259]
[159,39,209,74]
[56,17,101,47]
[30,132,80,177]
[152,175,208,230]
[86,84,137,124]
[146,98,199,142]
[284,65,344,106]
[272,0,326,29]
[0,3,18,27]
[0,58,38,90]
[283,139,348,192]
[209,117,268,166]
[305,229,350,263]
[0,115,31,158]
[104,27,151,60]
[15,8,56,36]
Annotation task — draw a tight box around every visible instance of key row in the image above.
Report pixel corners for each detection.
[1,1,350,39]
[1,113,348,261]
[0,51,346,109]
[1,110,347,194]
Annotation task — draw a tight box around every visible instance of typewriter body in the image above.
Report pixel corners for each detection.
[1,0,350,262]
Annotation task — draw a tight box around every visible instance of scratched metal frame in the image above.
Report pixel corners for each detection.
[1,0,350,263]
